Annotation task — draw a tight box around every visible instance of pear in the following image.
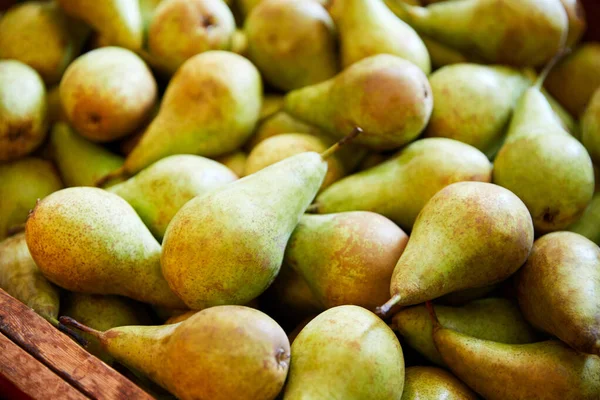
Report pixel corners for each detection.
[0,60,47,161]
[50,122,125,187]
[283,305,404,400]
[61,293,152,364]
[437,284,498,306]
[424,64,531,155]
[61,305,290,400]
[330,0,430,74]
[213,151,248,177]
[56,0,143,50]
[0,1,88,84]
[245,133,346,191]
[569,192,600,244]
[544,43,600,117]
[285,54,432,150]
[259,95,284,120]
[237,0,262,17]
[377,182,533,315]
[25,187,185,309]
[386,0,568,67]
[493,65,595,233]
[0,233,60,326]
[147,0,236,74]
[284,212,409,310]
[561,0,586,48]
[315,138,492,231]
[46,86,67,125]
[516,232,600,356]
[582,87,600,165]
[392,298,537,366]
[0,158,63,240]
[245,0,338,91]
[427,302,600,400]
[246,111,323,151]
[161,130,360,309]
[108,155,238,240]
[140,0,164,34]
[420,35,470,69]
[100,51,262,183]
[402,367,477,400]
[60,47,157,143]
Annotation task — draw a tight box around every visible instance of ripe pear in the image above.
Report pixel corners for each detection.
[402,367,477,400]
[544,43,600,117]
[428,303,600,400]
[62,293,152,364]
[0,1,88,84]
[61,305,290,400]
[0,158,62,240]
[315,138,492,231]
[245,133,346,191]
[516,232,600,356]
[284,212,408,310]
[26,187,185,309]
[393,298,537,366]
[147,0,236,74]
[424,64,531,155]
[246,111,323,151]
[377,182,534,315]
[387,0,568,67]
[213,151,248,177]
[60,47,157,143]
[50,123,124,187]
[582,87,600,165]
[420,35,470,69]
[0,233,60,326]
[283,305,404,400]
[102,51,262,182]
[108,155,238,240]
[245,0,338,91]
[329,0,430,74]
[0,60,47,161]
[561,0,586,48]
[161,132,359,309]
[494,71,595,233]
[569,192,600,244]
[437,284,498,306]
[56,0,143,50]
[285,54,432,150]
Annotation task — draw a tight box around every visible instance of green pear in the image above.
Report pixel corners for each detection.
[57,0,143,50]
[101,51,262,183]
[47,86,67,125]
[245,133,346,191]
[424,64,531,155]
[582,87,600,165]
[259,94,284,120]
[420,35,470,68]
[60,47,157,143]
[213,151,247,178]
[545,43,600,117]
[437,284,498,306]
[0,60,47,161]
[61,305,290,400]
[245,0,338,91]
[61,293,152,364]
[284,212,408,310]
[161,132,358,309]
[0,1,89,84]
[25,187,185,309]
[51,122,125,187]
[283,305,404,400]
[0,158,63,240]
[329,0,430,74]
[0,233,60,326]
[315,138,492,231]
[393,298,537,366]
[108,155,238,240]
[386,0,568,67]
[237,0,262,17]
[140,0,164,33]
[402,366,477,400]
[428,303,600,400]
[147,0,236,74]
[246,111,323,151]
[377,182,534,315]
[516,232,600,356]
[493,72,595,233]
[285,54,432,150]
[561,0,586,48]
[568,192,600,244]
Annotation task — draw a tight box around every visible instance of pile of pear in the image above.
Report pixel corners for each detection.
[1,0,600,399]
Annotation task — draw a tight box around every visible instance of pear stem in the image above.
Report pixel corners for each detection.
[534,48,571,90]
[48,317,88,346]
[305,203,320,213]
[95,166,126,188]
[320,127,363,160]
[59,316,102,340]
[375,294,401,317]
[425,301,441,332]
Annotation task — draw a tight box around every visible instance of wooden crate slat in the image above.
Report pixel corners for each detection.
[0,289,154,400]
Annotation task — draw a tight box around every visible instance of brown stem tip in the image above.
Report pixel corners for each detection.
[59,316,102,340]
[375,294,401,318]
[320,127,363,160]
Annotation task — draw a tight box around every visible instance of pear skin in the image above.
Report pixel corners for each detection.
[568,191,600,245]
[213,151,247,177]
[246,111,324,151]
[61,305,290,400]
[402,367,477,400]
[47,86,67,125]
[516,232,600,356]
[560,0,586,48]
[25,187,185,309]
[420,35,470,69]
[582,87,600,165]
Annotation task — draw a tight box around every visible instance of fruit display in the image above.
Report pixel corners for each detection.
[0,0,599,399]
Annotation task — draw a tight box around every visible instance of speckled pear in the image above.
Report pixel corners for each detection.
[401,367,477,400]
